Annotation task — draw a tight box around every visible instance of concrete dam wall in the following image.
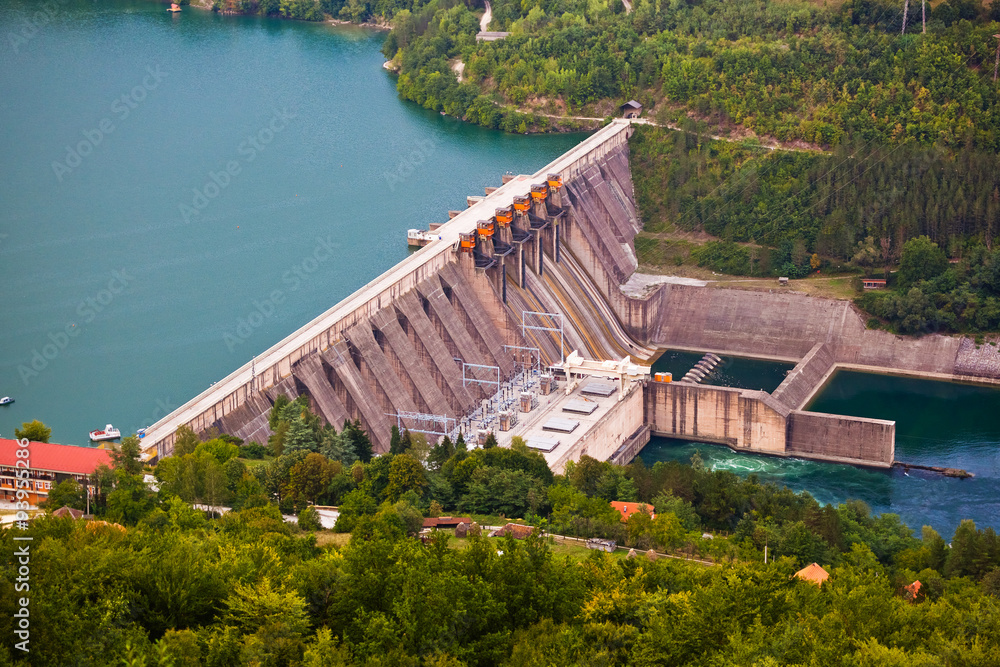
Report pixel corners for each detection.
[141,121,651,459]
[644,381,895,468]
[140,119,1000,469]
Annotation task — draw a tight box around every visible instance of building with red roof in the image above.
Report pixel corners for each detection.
[610,501,655,522]
[0,438,112,506]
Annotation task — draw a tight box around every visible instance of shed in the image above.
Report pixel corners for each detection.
[620,100,643,118]
[52,506,85,520]
[490,523,536,539]
[794,562,829,585]
[586,538,617,552]
[862,278,887,290]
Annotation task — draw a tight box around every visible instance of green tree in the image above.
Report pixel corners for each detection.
[483,432,498,449]
[385,453,428,502]
[15,419,51,443]
[284,415,320,453]
[287,453,337,505]
[41,478,85,511]
[899,236,948,287]
[298,505,323,531]
[389,425,405,455]
[173,425,200,457]
[194,438,240,464]
[342,419,373,463]
[111,435,145,475]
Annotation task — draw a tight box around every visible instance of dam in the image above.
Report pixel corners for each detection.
[139,120,1000,472]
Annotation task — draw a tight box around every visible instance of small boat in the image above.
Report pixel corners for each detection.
[167,3,182,12]
[89,424,121,441]
[0,397,13,405]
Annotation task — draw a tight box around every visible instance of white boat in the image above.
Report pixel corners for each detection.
[0,397,13,405]
[89,424,121,441]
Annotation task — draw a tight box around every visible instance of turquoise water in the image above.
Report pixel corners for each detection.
[651,349,793,393]
[0,0,585,446]
[641,370,1000,537]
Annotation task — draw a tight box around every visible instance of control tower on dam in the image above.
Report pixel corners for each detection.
[141,119,1000,470]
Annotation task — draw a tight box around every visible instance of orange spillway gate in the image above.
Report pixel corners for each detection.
[513,195,531,212]
[546,173,563,189]
[459,232,476,252]
[530,183,549,201]
[495,206,513,226]
[477,219,495,238]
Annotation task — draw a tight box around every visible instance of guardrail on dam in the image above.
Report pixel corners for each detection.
[141,118,1000,467]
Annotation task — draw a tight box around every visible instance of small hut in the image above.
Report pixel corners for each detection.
[52,506,85,520]
[489,523,536,539]
[586,538,617,553]
[794,563,830,585]
[620,100,643,119]
[903,580,922,601]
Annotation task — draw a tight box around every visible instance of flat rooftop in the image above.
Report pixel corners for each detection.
[498,378,641,469]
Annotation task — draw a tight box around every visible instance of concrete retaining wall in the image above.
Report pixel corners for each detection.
[771,342,835,410]
[644,382,788,455]
[608,424,651,465]
[787,410,894,467]
[643,381,895,468]
[644,285,966,379]
[550,384,644,474]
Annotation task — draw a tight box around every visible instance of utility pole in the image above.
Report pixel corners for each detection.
[902,0,909,35]
[922,0,925,34]
[994,34,1000,83]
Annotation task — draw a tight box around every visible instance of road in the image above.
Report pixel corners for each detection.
[481,1,491,32]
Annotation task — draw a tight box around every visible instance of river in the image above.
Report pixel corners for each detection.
[0,0,584,444]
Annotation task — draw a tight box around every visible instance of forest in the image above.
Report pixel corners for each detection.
[629,124,1000,333]
[4,398,1000,665]
[209,0,1000,151]
[382,0,1000,144]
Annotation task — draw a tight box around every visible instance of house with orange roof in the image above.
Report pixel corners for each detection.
[794,563,830,585]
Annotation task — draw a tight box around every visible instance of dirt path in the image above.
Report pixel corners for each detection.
[481,1,492,32]
[509,109,824,154]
